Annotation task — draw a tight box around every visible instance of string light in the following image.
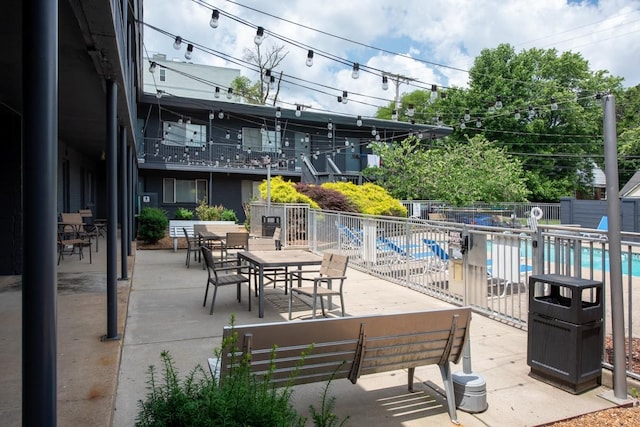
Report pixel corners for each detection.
[208,110,214,120]
[464,109,470,121]
[391,109,398,121]
[327,119,333,130]
[406,104,415,117]
[495,96,503,110]
[514,109,520,120]
[214,87,220,98]
[149,61,157,73]
[356,115,362,127]
[217,110,224,119]
[342,91,348,104]
[351,63,359,79]
[227,87,233,99]
[430,85,438,102]
[185,44,194,60]
[173,36,182,50]
[209,10,219,28]
[306,50,313,67]
[295,105,302,117]
[382,75,389,90]
[275,106,281,118]
[254,26,264,45]
[550,98,558,111]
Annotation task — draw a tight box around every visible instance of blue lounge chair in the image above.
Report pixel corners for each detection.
[581,216,608,240]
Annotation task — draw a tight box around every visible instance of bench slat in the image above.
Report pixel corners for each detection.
[215,307,472,425]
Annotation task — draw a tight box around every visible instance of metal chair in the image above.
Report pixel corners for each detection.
[221,232,249,261]
[288,252,349,319]
[182,227,199,268]
[201,246,251,314]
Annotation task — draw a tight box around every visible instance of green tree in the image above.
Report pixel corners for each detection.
[617,84,640,185]
[376,44,624,201]
[365,135,529,206]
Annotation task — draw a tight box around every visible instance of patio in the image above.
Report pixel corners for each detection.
[0,243,632,426]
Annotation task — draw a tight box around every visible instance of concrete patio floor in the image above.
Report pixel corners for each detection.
[0,240,635,426]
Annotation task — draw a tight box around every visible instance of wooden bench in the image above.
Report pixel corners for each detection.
[209,307,472,424]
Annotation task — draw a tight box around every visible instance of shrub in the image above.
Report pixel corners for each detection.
[221,208,238,223]
[259,176,320,208]
[136,319,307,427]
[295,183,357,212]
[195,200,223,221]
[174,207,194,220]
[323,182,407,217]
[137,207,168,243]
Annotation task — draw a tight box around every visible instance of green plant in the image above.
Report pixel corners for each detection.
[308,362,350,427]
[220,208,238,223]
[174,207,194,220]
[195,200,223,221]
[136,317,307,426]
[137,207,168,244]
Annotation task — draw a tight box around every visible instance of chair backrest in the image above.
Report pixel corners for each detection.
[597,216,608,231]
[61,212,87,233]
[318,252,349,277]
[193,224,206,236]
[201,246,216,274]
[225,232,249,250]
[424,239,449,261]
[183,227,196,247]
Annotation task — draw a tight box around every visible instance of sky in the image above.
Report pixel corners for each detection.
[142,0,640,119]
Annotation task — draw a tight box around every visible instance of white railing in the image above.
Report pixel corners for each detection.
[252,202,640,380]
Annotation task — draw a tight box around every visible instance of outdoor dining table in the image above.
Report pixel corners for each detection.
[237,249,323,318]
[198,230,227,260]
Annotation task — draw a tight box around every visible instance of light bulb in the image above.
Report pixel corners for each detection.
[185,44,193,60]
[514,109,520,120]
[178,117,183,124]
[375,134,380,141]
[214,87,220,98]
[345,138,349,146]
[275,106,281,118]
[276,122,281,132]
[306,50,313,67]
[342,91,348,105]
[254,26,264,45]
[488,104,495,114]
[186,118,191,124]
[295,105,301,117]
[407,104,415,117]
[226,88,233,99]
[550,98,558,111]
[495,96,503,110]
[173,36,182,50]
[218,110,224,119]
[305,133,310,143]
[149,61,157,73]
[155,90,162,99]
[327,131,332,138]
[356,116,362,127]
[236,143,241,149]
[351,63,359,79]
[337,96,342,103]
[460,120,466,129]
[371,126,377,136]
[464,109,470,121]
[391,110,398,121]
[209,10,219,28]
[225,131,230,139]
[476,119,482,128]
[382,75,388,90]
[430,85,438,101]
[284,138,289,147]
[209,111,214,120]
[528,106,535,119]
[237,131,242,140]
[327,120,333,130]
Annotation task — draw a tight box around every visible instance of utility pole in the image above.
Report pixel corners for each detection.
[602,93,628,401]
[385,73,415,120]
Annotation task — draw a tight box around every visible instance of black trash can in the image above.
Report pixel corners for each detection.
[527,274,603,394]
[261,216,281,237]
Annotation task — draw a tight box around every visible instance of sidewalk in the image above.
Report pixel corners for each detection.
[0,244,628,426]
[113,249,622,426]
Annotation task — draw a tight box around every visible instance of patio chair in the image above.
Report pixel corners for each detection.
[248,227,288,294]
[61,212,98,251]
[581,216,608,240]
[288,252,349,319]
[423,239,450,271]
[57,228,92,265]
[182,227,199,268]
[221,232,249,262]
[201,246,251,314]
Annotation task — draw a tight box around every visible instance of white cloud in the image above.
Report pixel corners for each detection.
[143,0,640,117]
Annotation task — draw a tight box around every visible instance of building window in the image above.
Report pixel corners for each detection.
[159,69,166,82]
[163,121,206,147]
[242,127,281,152]
[163,178,207,203]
